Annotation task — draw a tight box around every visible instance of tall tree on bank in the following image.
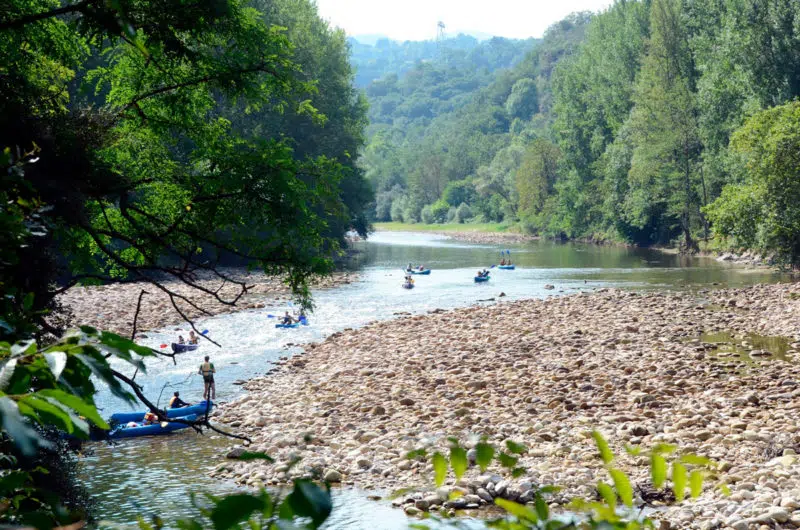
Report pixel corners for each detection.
[625,0,701,250]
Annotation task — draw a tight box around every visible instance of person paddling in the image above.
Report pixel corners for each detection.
[281,311,296,325]
[199,356,216,400]
[188,331,198,345]
[169,391,189,408]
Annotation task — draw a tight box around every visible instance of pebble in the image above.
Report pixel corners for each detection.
[211,283,800,529]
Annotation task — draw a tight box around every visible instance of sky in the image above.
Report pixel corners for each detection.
[315,0,612,41]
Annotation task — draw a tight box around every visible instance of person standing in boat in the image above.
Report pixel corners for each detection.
[199,356,216,400]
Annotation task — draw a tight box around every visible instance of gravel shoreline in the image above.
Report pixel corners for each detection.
[215,282,800,529]
[57,269,360,337]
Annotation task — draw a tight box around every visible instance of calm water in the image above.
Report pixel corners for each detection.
[78,232,788,528]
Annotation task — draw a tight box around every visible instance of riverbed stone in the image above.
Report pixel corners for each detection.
[212,282,800,529]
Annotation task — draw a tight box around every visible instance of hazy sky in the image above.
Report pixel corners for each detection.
[315,0,612,41]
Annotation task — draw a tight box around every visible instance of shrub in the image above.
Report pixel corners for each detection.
[446,207,457,223]
[430,199,451,223]
[455,202,472,223]
[420,205,434,224]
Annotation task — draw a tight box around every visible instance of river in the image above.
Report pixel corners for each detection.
[78,232,787,528]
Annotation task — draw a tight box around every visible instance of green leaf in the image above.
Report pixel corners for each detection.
[679,454,712,467]
[609,468,633,507]
[232,452,275,462]
[432,452,447,487]
[209,493,265,530]
[20,396,73,433]
[505,440,527,454]
[592,431,613,464]
[689,470,704,498]
[596,481,617,510]
[498,452,518,469]
[475,442,494,471]
[672,462,687,502]
[534,494,549,521]
[43,352,67,381]
[37,389,108,429]
[651,453,667,488]
[406,448,427,460]
[652,443,677,455]
[495,498,537,522]
[450,446,468,479]
[279,480,332,527]
[0,396,40,456]
[511,467,526,478]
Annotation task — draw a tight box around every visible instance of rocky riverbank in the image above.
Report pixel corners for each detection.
[434,230,537,245]
[57,270,359,337]
[214,282,800,529]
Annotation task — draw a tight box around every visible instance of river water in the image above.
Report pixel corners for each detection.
[78,232,787,528]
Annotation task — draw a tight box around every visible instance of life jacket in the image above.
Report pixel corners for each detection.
[143,412,158,424]
[200,362,214,376]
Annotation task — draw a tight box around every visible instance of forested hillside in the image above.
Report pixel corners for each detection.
[362,0,800,266]
[359,14,590,226]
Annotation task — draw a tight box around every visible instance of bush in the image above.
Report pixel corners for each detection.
[443,180,476,207]
[455,202,472,223]
[390,195,407,222]
[420,205,434,224]
[446,207,457,222]
[430,199,451,223]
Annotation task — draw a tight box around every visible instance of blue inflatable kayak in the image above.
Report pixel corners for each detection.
[109,414,197,439]
[406,269,431,275]
[109,401,212,424]
[474,276,490,283]
[497,265,515,270]
[171,343,198,353]
[276,317,308,329]
[402,283,415,289]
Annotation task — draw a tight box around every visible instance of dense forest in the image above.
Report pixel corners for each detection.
[360,0,800,265]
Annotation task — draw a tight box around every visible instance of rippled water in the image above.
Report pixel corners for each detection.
[77,232,788,527]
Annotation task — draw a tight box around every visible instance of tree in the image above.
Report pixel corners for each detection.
[624,0,701,250]
[704,101,800,266]
[0,0,365,524]
[505,78,538,120]
[516,138,561,216]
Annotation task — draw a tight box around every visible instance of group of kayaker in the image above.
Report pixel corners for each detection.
[280,309,307,326]
[405,263,426,273]
[176,330,200,345]
[476,269,490,278]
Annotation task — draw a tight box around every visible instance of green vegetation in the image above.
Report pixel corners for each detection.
[1,0,368,525]
[408,432,721,529]
[361,0,800,266]
[374,222,517,233]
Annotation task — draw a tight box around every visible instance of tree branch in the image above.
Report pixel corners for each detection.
[0,1,92,30]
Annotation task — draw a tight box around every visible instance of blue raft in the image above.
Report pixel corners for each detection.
[402,283,415,289]
[109,401,212,424]
[405,269,431,275]
[474,275,490,283]
[497,265,516,270]
[109,414,197,439]
[275,317,309,329]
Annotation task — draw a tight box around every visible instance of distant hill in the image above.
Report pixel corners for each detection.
[348,34,535,88]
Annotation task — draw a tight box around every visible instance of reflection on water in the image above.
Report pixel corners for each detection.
[78,232,790,527]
